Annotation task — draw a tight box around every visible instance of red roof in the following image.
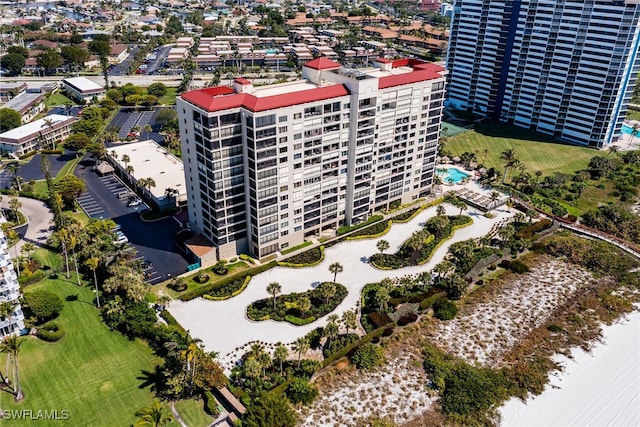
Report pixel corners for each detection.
[234,77,252,85]
[375,58,392,63]
[378,61,446,89]
[304,57,340,70]
[181,85,349,113]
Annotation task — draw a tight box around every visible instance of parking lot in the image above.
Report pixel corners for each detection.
[108,108,165,142]
[0,153,76,189]
[76,154,190,284]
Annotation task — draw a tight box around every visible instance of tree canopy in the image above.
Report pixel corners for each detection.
[0,108,21,132]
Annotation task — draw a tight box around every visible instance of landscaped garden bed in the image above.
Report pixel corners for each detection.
[370,215,472,269]
[246,282,347,325]
[278,246,324,267]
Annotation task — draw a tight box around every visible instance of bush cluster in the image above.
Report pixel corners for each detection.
[371,215,472,269]
[397,313,418,326]
[322,333,359,358]
[203,391,220,416]
[433,299,458,320]
[36,321,65,341]
[180,261,277,301]
[279,246,323,266]
[22,290,64,324]
[246,282,347,325]
[367,312,393,329]
[337,215,383,235]
[499,259,530,274]
[168,281,187,292]
[515,219,553,239]
[419,291,447,311]
[350,343,384,371]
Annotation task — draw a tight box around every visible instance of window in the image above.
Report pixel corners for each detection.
[294,133,302,140]
[256,114,276,128]
[294,143,302,150]
[278,126,288,133]
[279,147,288,153]
[279,115,287,122]
[294,113,302,119]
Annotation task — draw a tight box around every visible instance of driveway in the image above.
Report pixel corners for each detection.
[168,203,515,371]
[1,196,54,252]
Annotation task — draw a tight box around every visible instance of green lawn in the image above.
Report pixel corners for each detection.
[159,88,178,106]
[173,399,213,427]
[3,275,162,426]
[627,110,640,121]
[45,92,73,107]
[446,122,596,177]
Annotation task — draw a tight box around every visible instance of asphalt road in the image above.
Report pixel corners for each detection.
[145,46,171,75]
[108,107,166,143]
[75,154,189,283]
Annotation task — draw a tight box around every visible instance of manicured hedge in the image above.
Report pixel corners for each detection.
[278,246,324,267]
[515,219,553,240]
[179,261,277,301]
[36,321,65,342]
[337,215,383,235]
[159,310,187,334]
[284,315,316,325]
[346,220,391,240]
[203,276,252,301]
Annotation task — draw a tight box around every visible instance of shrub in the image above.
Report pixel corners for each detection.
[337,215,383,235]
[212,261,228,275]
[346,220,390,239]
[195,272,209,283]
[382,326,394,337]
[515,219,553,239]
[419,291,447,311]
[22,290,64,323]
[279,246,323,266]
[239,253,256,264]
[284,315,316,325]
[433,299,458,320]
[367,312,393,328]
[204,391,220,416]
[36,321,65,341]
[350,343,384,371]
[547,324,563,333]
[397,313,418,326]
[286,377,318,405]
[168,281,187,292]
[507,259,530,274]
[18,270,46,286]
[322,333,359,358]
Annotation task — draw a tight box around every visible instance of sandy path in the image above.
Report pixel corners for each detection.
[168,203,514,368]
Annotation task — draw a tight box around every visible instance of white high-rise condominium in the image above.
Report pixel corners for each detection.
[446,0,640,147]
[178,58,447,260]
[0,227,25,338]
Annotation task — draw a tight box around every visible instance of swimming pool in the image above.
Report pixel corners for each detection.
[622,124,638,135]
[436,167,470,184]
[265,48,279,54]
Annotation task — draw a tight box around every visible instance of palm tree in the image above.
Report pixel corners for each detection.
[266,282,281,310]
[323,319,338,348]
[457,200,468,216]
[9,197,21,221]
[140,177,156,194]
[125,165,135,185]
[121,154,131,169]
[341,309,357,335]
[134,400,173,427]
[274,343,288,373]
[297,296,311,318]
[328,262,343,283]
[490,191,500,209]
[320,282,336,304]
[6,163,21,192]
[629,124,638,148]
[292,336,309,368]
[436,204,446,216]
[500,148,518,184]
[376,239,389,254]
[20,242,34,263]
[143,124,153,141]
[6,229,20,276]
[84,257,101,308]
[1,335,23,400]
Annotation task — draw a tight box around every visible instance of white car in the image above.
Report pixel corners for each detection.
[127,199,142,207]
[113,231,128,244]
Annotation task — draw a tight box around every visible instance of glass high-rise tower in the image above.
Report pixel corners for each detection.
[446,0,640,147]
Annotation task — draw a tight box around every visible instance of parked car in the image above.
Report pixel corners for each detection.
[113,230,128,244]
[127,199,142,207]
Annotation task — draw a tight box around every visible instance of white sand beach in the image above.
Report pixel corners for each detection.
[500,310,640,427]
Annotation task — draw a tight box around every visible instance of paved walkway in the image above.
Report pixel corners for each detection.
[1,196,54,252]
[169,202,515,370]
